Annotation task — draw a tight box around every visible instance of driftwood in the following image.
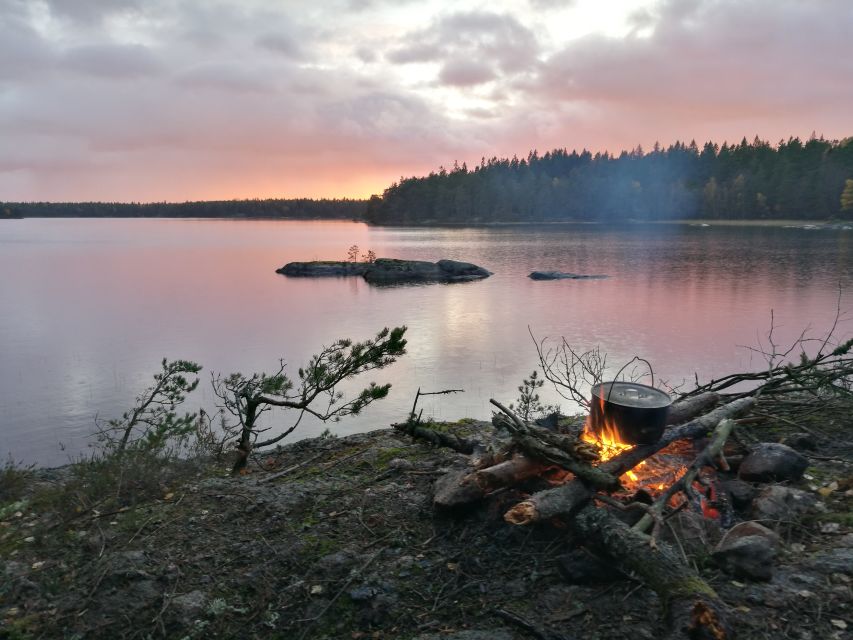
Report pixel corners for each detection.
[571,504,732,640]
[504,397,755,525]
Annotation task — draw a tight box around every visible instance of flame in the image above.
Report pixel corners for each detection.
[580,407,688,496]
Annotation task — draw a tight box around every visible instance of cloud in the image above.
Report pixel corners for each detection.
[438,60,496,87]
[63,43,163,78]
[256,33,304,59]
[387,10,540,84]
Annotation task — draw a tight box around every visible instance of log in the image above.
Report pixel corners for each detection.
[491,400,621,492]
[504,397,755,525]
[393,420,476,454]
[433,455,546,508]
[571,504,732,640]
[666,392,720,426]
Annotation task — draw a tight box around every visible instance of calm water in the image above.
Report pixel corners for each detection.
[1,219,851,466]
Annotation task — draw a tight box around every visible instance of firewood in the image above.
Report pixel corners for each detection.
[433,455,547,508]
[571,504,732,640]
[666,392,720,425]
[393,420,477,454]
[633,418,737,536]
[504,397,755,525]
[490,399,622,492]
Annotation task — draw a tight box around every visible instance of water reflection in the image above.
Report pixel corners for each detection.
[0,219,850,465]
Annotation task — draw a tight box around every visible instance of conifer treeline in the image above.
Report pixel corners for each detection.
[1,198,366,220]
[366,137,853,224]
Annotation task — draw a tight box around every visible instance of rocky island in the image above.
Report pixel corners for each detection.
[277,258,492,285]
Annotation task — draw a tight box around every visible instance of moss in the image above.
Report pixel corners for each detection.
[818,511,853,526]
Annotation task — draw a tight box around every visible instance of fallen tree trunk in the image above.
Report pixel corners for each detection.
[505,397,755,525]
[572,504,732,640]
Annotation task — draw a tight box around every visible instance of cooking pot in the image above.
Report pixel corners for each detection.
[589,381,672,445]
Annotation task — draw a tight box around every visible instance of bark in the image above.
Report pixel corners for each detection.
[504,397,755,524]
[666,392,721,426]
[572,504,732,640]
[393,420,477,454]
[433,455,547,508]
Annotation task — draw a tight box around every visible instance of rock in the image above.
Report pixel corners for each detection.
[663,509,722,556]
[363,259,491,285]
[803,548,853,574]
[722,479,757,512]
[433,468,483,508]
[752,485,818,521]
[172,590,207,616]
[276,261,368,277]
[780,432,818,451]
[713,523,779,581]
[738,443,808,482]
[529,271,608,280]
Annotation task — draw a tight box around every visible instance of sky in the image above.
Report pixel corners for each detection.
[1,0,851,202]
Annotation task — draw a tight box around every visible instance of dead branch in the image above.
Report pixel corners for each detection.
[433,455,549,508]
[393,421,477,454]
[490,399,621,492]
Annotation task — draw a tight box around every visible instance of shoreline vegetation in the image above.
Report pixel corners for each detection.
[4,137,853,226]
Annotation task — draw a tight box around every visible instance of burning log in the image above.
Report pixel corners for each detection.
[633,418,737,537]
[504,397,755,525]
[490,400,621,492]
[571,504,732,640]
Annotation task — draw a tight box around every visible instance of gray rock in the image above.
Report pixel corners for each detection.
[662,509,722,556]
[803,547,853,574]
[276,261,368,277]
[713,525,778,581]
[172,590,207,615]
[529,271,609,280]
[722,479,757,512]
[363,258,491,285]
[738,443,808,482]
[752,485,818,521]
[781,432,818,451]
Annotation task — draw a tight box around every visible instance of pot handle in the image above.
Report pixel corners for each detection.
[606,356,656,401]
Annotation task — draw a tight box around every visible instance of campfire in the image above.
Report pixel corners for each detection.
[396,388,752,640]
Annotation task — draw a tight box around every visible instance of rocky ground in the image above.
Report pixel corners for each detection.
[1,403,852,640]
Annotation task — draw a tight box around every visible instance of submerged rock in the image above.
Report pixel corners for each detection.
[277,258,491,285]
[528,271,609,280]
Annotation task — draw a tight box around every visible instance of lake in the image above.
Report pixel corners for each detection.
[1,218,851,467]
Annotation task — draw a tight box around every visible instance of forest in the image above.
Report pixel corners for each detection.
[1,198,366,220]
[366,136,853,225]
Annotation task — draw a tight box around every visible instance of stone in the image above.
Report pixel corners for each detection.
[781,432,818,451]
[663,509,722,555]
[276,261,368,277]
[528,271,608,280]
[803,548,853,575]
[713,529,777,581]
[738,443,808,482]
[752,485,818,521]
[363,259,492,285]
[172,590,207,616]
[556,549,621,584]
[722,479,757,512]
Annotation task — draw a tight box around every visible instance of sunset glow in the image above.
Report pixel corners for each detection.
[1,0,851,201]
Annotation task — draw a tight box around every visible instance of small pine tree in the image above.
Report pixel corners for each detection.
[347,245,360,262]
[509,370,555,422]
